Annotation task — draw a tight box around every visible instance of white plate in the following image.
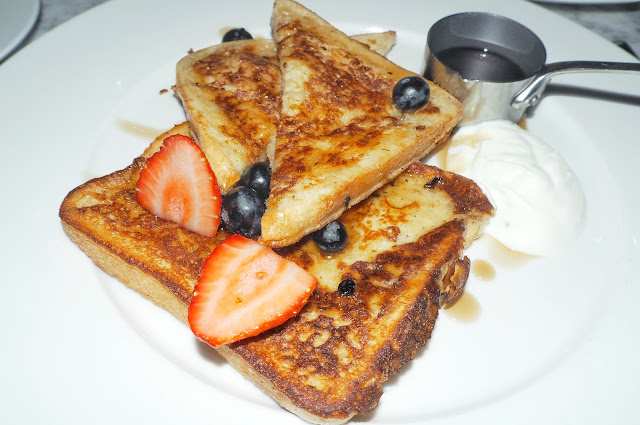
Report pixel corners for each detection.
[1,0,639,424]
[0,0,39,62]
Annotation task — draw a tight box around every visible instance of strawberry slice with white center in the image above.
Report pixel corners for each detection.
[136,134,221,238]
[188,234,317,347]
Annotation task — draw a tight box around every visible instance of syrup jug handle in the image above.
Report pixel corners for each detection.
[511,60,640,110]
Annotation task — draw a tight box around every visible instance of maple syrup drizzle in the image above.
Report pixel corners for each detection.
[471,259,495,281]
[117,120,164,141]
[431,134,452,168]
[444,291,480,322]
[486,236,535,269]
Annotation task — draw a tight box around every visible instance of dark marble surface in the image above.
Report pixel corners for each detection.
[535,1,640,57]
[30,0,109,40]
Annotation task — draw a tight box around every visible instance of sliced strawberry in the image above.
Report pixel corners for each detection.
[188,234,317,347]
[136,134,221,237]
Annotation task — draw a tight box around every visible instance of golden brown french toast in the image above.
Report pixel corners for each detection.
[175,32,397,193]
[59,123,493,424]
[260,0,463,247]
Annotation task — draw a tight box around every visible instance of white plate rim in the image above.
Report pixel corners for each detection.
[1,1,639,424]
[0,0,40,62]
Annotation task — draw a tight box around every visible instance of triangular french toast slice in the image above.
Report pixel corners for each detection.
[228,164,492,424]
[175,32,397,193]
[260,0,463,247]
[60,123,493,424]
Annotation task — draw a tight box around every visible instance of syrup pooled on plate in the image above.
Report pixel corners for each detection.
[437,47,527,82]
[444,291,480,322]
[471,259,495,281]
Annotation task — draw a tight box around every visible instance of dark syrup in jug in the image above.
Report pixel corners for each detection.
[437,47,527,82]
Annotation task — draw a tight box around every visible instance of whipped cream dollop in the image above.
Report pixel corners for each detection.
[444,120,585,256]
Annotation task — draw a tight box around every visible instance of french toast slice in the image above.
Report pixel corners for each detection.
[175,32,397,193]
[59,124,493,424]
[260,0,464,248]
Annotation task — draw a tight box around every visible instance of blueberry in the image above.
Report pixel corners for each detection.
[241,162,271,200]
[338,279,356,296]
[220,186,265,238]
[222,28,253,43]
[313,221,348,254]
[392,76,430,111]
[424,176,442,189]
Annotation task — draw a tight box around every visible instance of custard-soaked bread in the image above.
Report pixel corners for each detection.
[260,0,463,247]
[176,40,279,194]
[175,32,397,193]
[230,164,492,424]
[60,123,492,424]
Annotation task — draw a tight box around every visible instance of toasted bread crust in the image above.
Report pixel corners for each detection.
[176,33,397,193]
[261,0,463,247]
[231,223,461,421]
[60,123,492,423]
[59,124,219,319]
[59,3,491,422]
[228,164,491,422]
[176,40,280,193]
